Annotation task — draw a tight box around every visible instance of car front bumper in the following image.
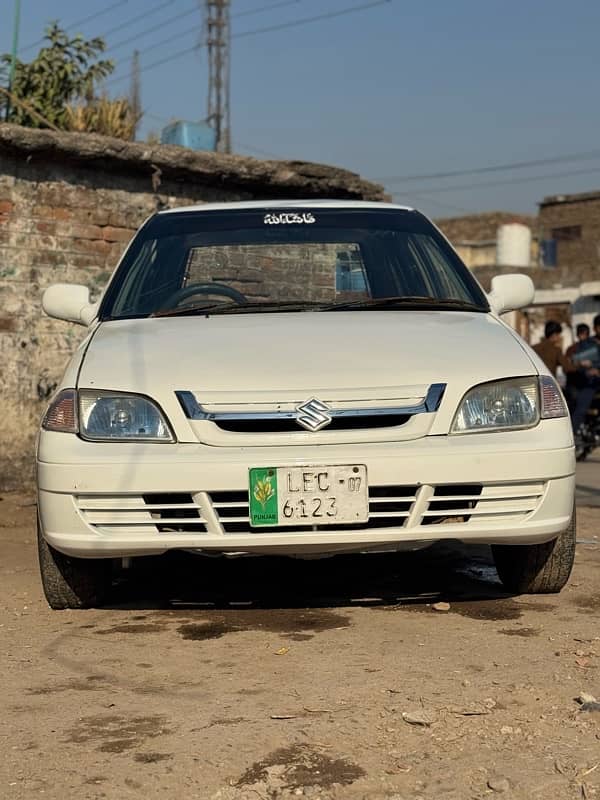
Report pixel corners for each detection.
[37,421,576,558]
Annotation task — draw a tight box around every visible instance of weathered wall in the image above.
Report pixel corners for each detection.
[436,211,536,244]
[435,211,537,270]
[539,192,600,272]
[189,243,361,304]
[0,124,385,490]
[470,263,600,293]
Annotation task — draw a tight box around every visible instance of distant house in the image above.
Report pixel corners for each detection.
[538,190,600,275]
[435,211,537,270]
[435,204,600,348]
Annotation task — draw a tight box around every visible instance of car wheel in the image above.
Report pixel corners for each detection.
[492,507,576,594]
[37,519,112,609]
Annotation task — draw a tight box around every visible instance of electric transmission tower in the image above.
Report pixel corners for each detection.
[204,0,231,153]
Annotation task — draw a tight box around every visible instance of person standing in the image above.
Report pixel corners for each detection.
[533,321,574,378]
[565,323,593,413]
[533,321,597,438]
[566,323,591,359]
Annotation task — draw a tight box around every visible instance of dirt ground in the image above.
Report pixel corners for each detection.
[1,493,599,800]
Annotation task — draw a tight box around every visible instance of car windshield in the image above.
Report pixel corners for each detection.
[100,208,489,319]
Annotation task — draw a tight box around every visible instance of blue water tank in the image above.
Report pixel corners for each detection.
[160,120,217,152]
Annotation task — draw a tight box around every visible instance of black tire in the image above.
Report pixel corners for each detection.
[492,507,576,594]
[37,519,112,609]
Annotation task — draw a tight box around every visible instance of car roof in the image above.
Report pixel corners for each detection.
[158,199,414,215]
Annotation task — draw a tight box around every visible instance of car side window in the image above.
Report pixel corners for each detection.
[409,234,477,299]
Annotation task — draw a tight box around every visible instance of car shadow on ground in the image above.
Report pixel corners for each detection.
[106,541,515,612]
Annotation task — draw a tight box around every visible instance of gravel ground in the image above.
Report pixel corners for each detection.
[1,493,599,800]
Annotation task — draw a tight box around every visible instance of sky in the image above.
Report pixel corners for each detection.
[2,0,600,219]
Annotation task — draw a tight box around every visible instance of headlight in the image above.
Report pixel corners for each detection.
[79,391,174,442]
[452,377,540,433]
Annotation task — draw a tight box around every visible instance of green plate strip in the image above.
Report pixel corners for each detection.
[249,467,278,526]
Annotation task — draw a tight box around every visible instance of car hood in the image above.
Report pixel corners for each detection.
[79,311,537,435]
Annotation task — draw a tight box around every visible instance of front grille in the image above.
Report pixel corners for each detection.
[421,482,544,525]
[421,483,483,525]
[75,481,545,537]
[367,485,418,528]
[208,481,545,533]
[215,415,412,434]
[210,486,419,533]
[76,493,206,534]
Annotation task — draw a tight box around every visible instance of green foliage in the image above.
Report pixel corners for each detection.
[1,22,114,128]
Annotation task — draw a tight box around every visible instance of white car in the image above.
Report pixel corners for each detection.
[37,200,575,608]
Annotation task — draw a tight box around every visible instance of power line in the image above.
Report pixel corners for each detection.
[107,0,303,64]
[376,149,600,184]
[20,0,130,53]
[96,0,179,47]
[386,164,600,195]
[106,2,197,54]
[392,192,476,215]
[111,26,197,66]
[106,0,392,87]
[233,0,391,40]
[234,0,303,19]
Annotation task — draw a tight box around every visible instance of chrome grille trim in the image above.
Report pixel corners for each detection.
[175,383,446,423]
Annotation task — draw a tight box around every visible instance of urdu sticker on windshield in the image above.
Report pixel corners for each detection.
[263,212,316,225]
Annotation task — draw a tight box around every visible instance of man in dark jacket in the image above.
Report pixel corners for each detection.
[533,321,574,377]
[533,321,597,436]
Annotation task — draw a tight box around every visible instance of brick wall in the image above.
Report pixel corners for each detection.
[188,243,361,304]
[0,125,384,489]
[539,192,600,273]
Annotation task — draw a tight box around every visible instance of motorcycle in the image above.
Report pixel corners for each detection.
[575,390,600,461]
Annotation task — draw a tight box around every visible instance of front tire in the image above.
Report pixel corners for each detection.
[38,520,112,609]
[492,508,576,594]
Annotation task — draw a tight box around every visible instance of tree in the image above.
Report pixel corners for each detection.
[1,22,114,129]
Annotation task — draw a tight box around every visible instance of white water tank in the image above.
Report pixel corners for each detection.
[496,223,531,267]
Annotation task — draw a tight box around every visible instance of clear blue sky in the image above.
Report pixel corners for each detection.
[3,0,600,219]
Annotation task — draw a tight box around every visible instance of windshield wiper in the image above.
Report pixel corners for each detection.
[321,295,486,312]
[151,300,327,318]
[151,296,486,318]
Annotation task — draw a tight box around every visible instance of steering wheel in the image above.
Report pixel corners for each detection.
[161,282,247,310]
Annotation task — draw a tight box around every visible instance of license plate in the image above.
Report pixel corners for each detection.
[249,465,368,527]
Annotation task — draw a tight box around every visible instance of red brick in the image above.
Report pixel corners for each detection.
[71,238,112,256]
[71,206,110,226]
[69,254,104,268]
[0,200,13,215]
[33,205,73,222]
[36,184,94,209]
[30,250,68,267]
[0,317,18,332]
[36,221,58,235]
[70,223,104,240]
[102,226,135,243]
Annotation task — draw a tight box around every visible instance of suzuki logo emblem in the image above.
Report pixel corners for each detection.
[295,398,332,432]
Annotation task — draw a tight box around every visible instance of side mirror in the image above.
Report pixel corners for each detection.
[487,274,534,315]
[42,283,98,326]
